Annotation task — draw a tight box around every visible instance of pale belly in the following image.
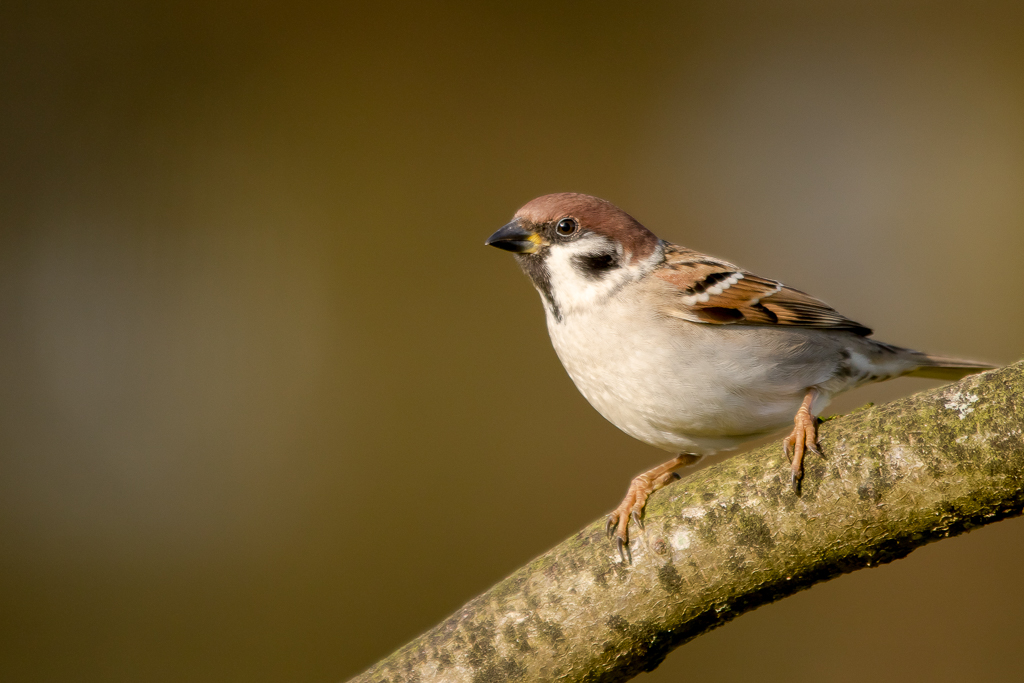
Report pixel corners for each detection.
[546,305,844,455]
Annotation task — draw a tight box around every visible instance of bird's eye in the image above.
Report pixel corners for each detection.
[555,217,579,236]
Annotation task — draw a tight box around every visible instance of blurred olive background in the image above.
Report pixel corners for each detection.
[2,2,1023,682]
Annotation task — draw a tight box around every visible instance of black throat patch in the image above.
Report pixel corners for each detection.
[515,252,561,323]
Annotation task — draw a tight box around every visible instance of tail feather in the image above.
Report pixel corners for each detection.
[905,354,994,381]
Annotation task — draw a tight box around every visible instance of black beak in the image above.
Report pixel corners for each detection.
[485,219,539,253]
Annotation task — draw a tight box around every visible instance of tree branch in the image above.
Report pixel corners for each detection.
[349,362,1024,683]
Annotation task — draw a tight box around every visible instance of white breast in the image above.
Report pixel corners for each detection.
[543,284,840,455]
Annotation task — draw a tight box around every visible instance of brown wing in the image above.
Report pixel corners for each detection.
[654,245,872,335]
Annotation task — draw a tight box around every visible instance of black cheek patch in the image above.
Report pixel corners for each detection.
[572,252,619,280]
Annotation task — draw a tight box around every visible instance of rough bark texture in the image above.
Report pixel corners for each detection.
[350,362,1024,683]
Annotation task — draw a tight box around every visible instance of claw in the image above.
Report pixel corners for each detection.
[791,469,802,494]
[782,439,792,462]
[617,536,632,564]
[631,509,644,531]
[606,515,616,538]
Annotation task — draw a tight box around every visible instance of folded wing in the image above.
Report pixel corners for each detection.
[655,245,872,336]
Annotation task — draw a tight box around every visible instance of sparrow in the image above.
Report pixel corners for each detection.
[485,193,991,562]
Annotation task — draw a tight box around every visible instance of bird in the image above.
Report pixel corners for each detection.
[484,192,992,563]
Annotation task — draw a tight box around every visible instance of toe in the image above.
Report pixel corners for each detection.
[630,508,645,531]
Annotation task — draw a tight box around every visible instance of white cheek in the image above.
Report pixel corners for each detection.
[544,239,628,314]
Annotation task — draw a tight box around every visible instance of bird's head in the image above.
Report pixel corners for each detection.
[485,193,663,321]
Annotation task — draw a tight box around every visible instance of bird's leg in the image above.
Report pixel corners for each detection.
[783,388,821,494]
[606,453,701,563]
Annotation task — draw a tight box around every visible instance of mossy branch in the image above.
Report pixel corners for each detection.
[350,362,1024,683]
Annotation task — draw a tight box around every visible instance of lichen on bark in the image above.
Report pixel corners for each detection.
[349,362,1024,683]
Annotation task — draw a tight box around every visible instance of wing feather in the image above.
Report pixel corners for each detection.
[655,245,871,335]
